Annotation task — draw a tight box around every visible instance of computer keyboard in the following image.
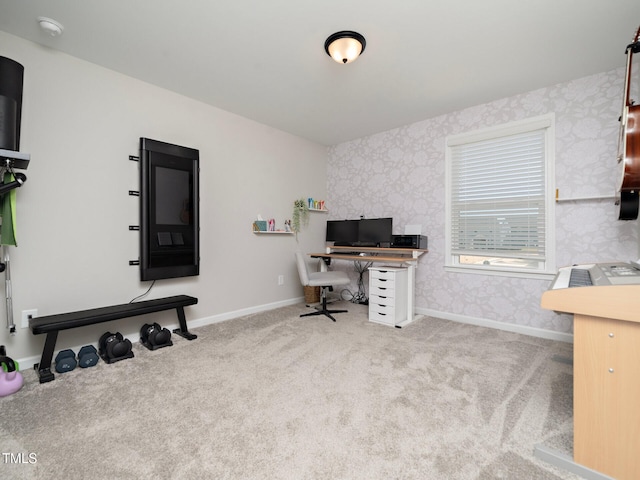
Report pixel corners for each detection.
[568,268,593,287]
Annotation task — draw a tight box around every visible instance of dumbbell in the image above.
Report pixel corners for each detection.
[78,345,99,368]
[140,323,173,350]
[55,349,77,373]
[98,331,134,363]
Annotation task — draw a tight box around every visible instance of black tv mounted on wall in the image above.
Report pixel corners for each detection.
[139,138,199,281]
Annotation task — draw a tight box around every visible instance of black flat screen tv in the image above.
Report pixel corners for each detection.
[139,138,199,281]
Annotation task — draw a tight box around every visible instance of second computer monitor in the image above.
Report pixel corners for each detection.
[358,217,392,246]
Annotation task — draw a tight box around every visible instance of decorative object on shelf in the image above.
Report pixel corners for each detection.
[306,197,327,211]
[252,216,293,234]
[253,214,268,232]
[292,199,309,234]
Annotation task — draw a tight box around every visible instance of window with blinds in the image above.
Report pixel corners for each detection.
[445,114,555,276]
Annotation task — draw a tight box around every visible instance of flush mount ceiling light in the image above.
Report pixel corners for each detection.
[324,31,366,64]
[37,17,64,37]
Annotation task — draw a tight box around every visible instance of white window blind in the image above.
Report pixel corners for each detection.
[446,114,555,276]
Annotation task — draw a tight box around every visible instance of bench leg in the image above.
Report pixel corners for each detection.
[34,331,58,383]
[172,306,197,340]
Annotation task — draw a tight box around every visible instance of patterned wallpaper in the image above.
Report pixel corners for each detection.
[327,68,638,335]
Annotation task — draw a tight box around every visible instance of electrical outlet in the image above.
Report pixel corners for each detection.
[21,309,38,329]
[278,275,284,286]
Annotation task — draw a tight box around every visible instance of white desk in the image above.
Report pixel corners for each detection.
[310,246,427,327]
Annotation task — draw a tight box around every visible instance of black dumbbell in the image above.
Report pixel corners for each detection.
[78,345,99,368]
[55,349,77,373]
[98,331,133,363]
[140,323,173,350]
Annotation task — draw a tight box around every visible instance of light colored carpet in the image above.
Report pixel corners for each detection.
[0,302,580,479]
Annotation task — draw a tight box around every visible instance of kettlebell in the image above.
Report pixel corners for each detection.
[0,346,23,397]
[0,356,23,397]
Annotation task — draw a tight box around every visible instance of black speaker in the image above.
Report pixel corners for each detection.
[0,57,24,151]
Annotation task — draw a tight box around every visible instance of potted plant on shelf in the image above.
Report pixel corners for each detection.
[292,198,309,236]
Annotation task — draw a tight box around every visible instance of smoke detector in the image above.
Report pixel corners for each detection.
[37,17,64,37]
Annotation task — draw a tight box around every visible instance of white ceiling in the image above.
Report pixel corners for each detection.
[1,1,639,145]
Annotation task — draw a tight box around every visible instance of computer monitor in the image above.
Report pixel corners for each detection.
[326,220,359,245]
[358,217,393,246]
[326,217,393,247]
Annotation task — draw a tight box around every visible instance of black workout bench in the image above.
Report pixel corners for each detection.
[30,295,198,383]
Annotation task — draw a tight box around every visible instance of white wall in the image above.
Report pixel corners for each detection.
[5,30,636,366]
[328,68,639,338]
[0,32,328,363]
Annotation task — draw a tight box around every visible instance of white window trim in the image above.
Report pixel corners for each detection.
[445,113,556,279]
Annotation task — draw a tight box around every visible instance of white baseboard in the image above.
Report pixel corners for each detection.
[15,354,43,372]
[186,297,303,329]
[18,298,572,372]
[17,297,305,371]
[416,307,574,343]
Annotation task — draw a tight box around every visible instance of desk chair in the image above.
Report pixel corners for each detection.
[295,251,350,322]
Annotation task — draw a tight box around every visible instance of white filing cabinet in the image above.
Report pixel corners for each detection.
[368,266,408,326]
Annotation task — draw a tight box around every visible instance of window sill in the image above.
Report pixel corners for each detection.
[444,264,556,281]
